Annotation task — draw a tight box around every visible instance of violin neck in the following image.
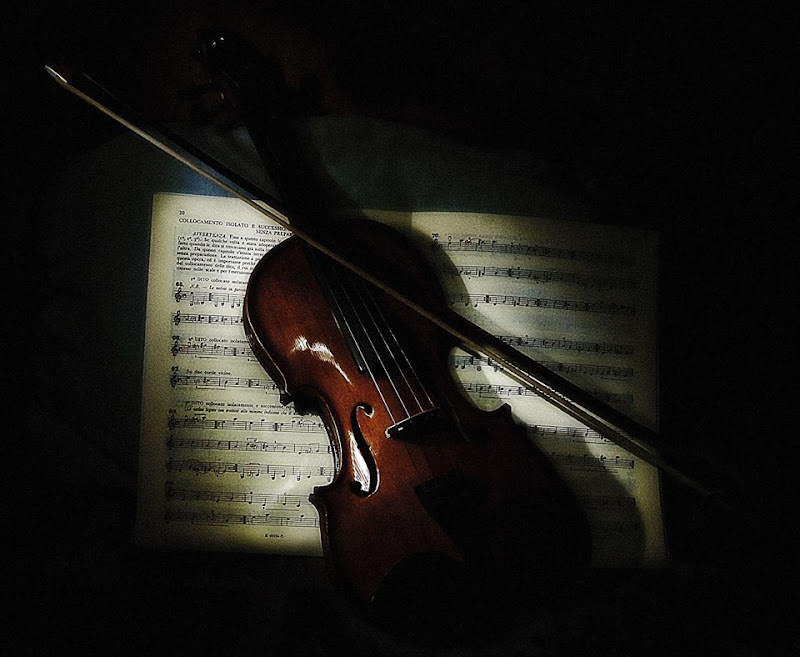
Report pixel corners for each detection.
[195,29,325,220]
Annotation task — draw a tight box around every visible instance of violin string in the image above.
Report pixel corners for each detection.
[346,273,455,486]
[320,260,397,424]
[312,251,456,479]
[357,280,435,412]
[309,250,436,492]
[353,274,467,486]
[328,261,463,486]
[355,284,426,413]
[333,271,414,420]
[358,284,464,480]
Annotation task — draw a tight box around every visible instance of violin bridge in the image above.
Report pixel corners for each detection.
[387,408,450,441]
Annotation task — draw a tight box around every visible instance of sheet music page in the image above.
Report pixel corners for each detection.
[137,193,666,567]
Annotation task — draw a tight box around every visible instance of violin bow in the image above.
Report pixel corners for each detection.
[45,63,718,500]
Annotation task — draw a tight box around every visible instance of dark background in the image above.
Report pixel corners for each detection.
[9,2,793,655]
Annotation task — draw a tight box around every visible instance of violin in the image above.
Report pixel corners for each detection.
[243,216,591,611]
[191,30,591,608]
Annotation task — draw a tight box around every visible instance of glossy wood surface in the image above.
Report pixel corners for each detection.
[244,219,590,610]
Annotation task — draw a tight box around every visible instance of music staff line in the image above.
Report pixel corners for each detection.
[529,424,610,445]
[172,333,633,358]
[174,287,243,308]
[164,509,320,528]
[168,436,332,455]
[169,339,633,381]
[172,310,242,326]
[452,354,633,379]
[166,422,611,455]
[170,414,608,442]
[431,234,635,266]
[165,457,335,481]
[165,481,312,509]
[494,334,634,356]
[164,482,635,514]
[461,381,633,408]
[450,292,635,315]
[166,431,610,457]
[171,339,255,359]
[167,372,634,407]
[169,372,279,392]
[164,504,632,533]
[168,415,325,434]
[168,416,612,447]
[550,452,635,471]
[441,263,637,291]
[173,286,636,316]
[167,437,633,476]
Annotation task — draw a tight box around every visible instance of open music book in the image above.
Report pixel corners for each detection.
[136,192,666,567]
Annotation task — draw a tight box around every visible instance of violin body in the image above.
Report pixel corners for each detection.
[244,219,590,610]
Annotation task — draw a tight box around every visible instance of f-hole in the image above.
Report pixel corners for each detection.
[349,403,379,496]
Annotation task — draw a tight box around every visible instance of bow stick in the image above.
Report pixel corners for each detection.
[45,63,716,499]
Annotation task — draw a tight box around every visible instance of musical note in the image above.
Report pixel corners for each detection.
[170,330,634,365]
[165,482,310,509]
[173,285,245,308]
[528,424,611,446]
[550,452,635,472]
[170,337,256,359]
[171,311,243,326]
[168,414,326,434]
[168,436,331,454]
[449,292,636,315]
[451,354,634,379]
[432,234,635,265]
[168,435,330,455]
[168,373,280,392]
[493,334,634,356]
[165,458,334,481]
[164,509,320,528]
[459,382,633,408]
[442,263,637,291]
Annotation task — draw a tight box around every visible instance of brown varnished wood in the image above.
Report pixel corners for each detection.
[243,219,591,609]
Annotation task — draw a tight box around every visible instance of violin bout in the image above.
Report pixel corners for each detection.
[244,220,591,618]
